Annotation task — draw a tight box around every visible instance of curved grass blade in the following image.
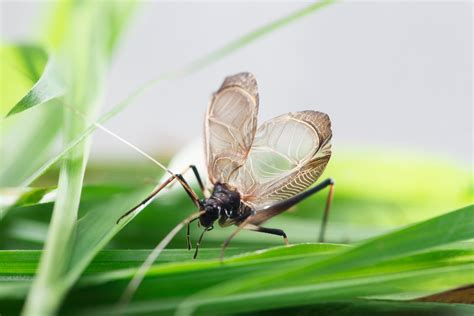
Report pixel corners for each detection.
[6,58,65,116]
[0,46,63,187]
[0,45,48,114]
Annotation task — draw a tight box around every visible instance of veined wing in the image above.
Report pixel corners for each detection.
[228,111,332,209]
[205,72,259,185]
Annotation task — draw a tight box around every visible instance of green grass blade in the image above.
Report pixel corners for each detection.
[0,45,48,114]
[6,58,65,116]
[21,1,136,315]
[175,205,474,314]
[20,0,338,188]
[0,101,63,187]
[4,245,471,313]
[179,265,473,316]
[292,204,474,277]
[0,245,346,279]
[0,46,63,186]
[1,239,472,314]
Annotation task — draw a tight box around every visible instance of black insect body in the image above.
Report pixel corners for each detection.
[200,183,253,228]
[117,72,335,260]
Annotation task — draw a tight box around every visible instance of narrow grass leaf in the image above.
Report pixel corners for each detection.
[175,205,474,314]
[0,45,47,114]
[0,45,63,187]
[6,58,65,116]
[22,1,137,315]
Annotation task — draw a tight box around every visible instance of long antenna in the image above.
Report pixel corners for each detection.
[117,211,205,310]
[62,102,174,176]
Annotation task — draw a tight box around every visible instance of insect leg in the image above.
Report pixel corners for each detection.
[166,165,209,197]
[245,224,289,245]
[116,167,203,224]
[251,178,335,243]
[116,174,178,224]
[176,174,201,207]
[186,217,199,250]
[193,225,213,259]
[189,165,208,197]
[319,180,335,242]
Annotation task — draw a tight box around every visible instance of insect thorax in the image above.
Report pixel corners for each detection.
[199,183,253,228]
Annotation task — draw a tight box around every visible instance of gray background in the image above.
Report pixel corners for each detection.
[2,1,472,164]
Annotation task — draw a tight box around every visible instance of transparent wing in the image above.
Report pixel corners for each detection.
[204,72,259,185]
[228,111,332,209]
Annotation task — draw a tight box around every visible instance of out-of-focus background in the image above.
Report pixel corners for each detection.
[2,1,472,164]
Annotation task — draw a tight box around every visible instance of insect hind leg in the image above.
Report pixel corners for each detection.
[318,179,335,242]
[251,178,335,243]
[245,224,289,245]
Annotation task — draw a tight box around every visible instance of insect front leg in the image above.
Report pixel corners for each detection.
[189,165,209,197]
[166,165,209,198]
[186,217,199,250]
[116,167,203,224]
[193,225,213,259]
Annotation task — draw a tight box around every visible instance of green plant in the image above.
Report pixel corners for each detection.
[1,1,472,315]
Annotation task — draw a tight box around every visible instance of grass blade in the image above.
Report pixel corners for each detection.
[6,58,65,116]
[0,46,63,187]
[22,1,136,315]
[175,205,474,314]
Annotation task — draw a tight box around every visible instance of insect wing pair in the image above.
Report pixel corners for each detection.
[206,73,332,214]
[119,72,334,258]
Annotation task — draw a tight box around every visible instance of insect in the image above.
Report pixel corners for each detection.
[117,72,334,260]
